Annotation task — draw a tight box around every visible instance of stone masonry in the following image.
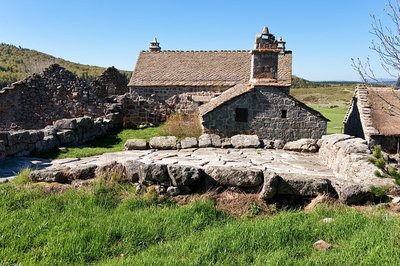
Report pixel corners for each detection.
[201,86,328,140]
[90,66,129,99]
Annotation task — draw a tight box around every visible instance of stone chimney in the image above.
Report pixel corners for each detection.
[149,37,161,52]
[250,26,292,87]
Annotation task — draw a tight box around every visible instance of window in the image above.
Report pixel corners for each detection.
[235,108,248,122]
[281,110,288,118]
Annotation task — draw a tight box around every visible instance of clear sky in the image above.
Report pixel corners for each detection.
[0,0,392,81]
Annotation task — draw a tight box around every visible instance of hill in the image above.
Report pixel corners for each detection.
[0,43,130,88]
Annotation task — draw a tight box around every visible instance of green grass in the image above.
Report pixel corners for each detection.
[1,181,400,265]
[310,104,348,134]
[42,126,164,159]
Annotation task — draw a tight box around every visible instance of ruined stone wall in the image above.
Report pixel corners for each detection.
[201,87,327,141]
[122,86,227,126]
[0,64,105,130]
[90,66,129,98]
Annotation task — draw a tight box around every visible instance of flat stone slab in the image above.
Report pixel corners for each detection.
[2,148,395,204]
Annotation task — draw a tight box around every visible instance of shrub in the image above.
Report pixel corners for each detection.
[369,145,400,185]
[161,112,202,138]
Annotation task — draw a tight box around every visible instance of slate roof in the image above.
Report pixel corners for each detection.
[344,85,400,137]
[199,84,329,122]
[128,51,251,87]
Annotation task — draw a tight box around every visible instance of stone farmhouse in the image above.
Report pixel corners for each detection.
[344,85,400,153]
[129,27,328,141]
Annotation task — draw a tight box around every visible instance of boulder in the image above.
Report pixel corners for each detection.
[124,160,143,182]
[95,161,127,182]
[221,138,233,149]
[313,240,332,251]
[167,164,202,186]
[167,186,180,196]
[277,175,335,197]
[274,139,285,149]
[259,171,280,200]
[139,163,169,184]
[68,164,97,180]
[54,118,77,130]
[231,135,260,148]
[149,136,177,150]
[29,168,70,183]
[204,166,263,187]
[124,139,147,150]
[180,137,198,149]
[283,138,319,153]
[198,134,221,148]
[339,184,374,205]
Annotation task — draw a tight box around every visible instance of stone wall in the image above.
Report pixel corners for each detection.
[90,66,129,98]
[0,64,105,130]
[201,86,327,141]
[277,52,292,84]
[121,86,226,126]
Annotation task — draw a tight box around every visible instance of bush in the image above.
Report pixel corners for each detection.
[369,145,400,185]
[161,112,202,138]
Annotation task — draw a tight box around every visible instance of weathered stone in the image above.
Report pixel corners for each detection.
[95,161,127,181]
[274,139,285,149]
[204,166,263,187]
[154,185,167,194]
[136,183,147,194]
[167,164,202,186]
[29,168,70,183]
[180,137,198,149]
[262,139,274,149]
[231,135,260,148]
[277,175,335,197]
[221,138,233,148]
[210,134,221,147]
[198,134,212,148]
[283,138,319,153]
[340,184,374,205]
[69,164,97,180]
[313,240,332,251]
[124,160,143,182]
[124,139,147,150]
[139,163,168,184]
[57,130,77,145]
[149,136,177,150]
[54,118,78,130]
[259,171,280,200]
[166,186,180,196]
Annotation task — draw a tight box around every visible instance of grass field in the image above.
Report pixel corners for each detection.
[0,178,399,265]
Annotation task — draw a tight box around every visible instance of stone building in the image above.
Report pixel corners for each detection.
[344,85,400,153]
[128,27,328,141]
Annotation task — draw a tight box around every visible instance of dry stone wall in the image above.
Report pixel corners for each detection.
[0,64,105,130]
[90,66,129,98]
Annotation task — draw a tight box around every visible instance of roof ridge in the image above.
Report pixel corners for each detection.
[140,50,251,53]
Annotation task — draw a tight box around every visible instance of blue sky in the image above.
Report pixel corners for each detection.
[0,0,392,81]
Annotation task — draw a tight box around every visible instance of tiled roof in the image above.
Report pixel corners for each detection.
[128,51,251,87]
[199,84,329,122]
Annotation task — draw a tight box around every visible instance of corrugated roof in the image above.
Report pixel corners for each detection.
[128,51,251,87]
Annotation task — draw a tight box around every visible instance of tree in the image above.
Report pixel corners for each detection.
[352,0,400,83]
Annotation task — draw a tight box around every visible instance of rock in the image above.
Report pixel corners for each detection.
[221,138,233,148]
[95,161,127,182]
[304,194,335,212]
[283,138,319,153]
[210,134,221,147]
[274,139,285,149]
[149,136,177,150]
[29,168,70,183]
[259,171,280,200]
[124,139,147,150]
[167,186,180,196]
[124,160,143,182]
[167,165,202,186]
[139,163,168,184]
[204,166,263,187]
[180,137,198,149]
[277,175,336,197]
[198,134,212,148]
[154,185,166,194]
[262,139,274,149]
[340,184,374,205]
[54,118,77,130]
[231,135,260,148]
[313,240,332,250]
[68,164,97,180]
[321,218,334,223]
[136,183,147,194]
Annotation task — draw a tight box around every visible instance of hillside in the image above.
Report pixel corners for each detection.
[0,43,130,88]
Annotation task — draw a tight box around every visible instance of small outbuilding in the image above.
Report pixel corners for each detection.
[344,85,400,153]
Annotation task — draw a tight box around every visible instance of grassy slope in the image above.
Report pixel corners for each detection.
[0,180,399,265]
[0,44,130,87]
